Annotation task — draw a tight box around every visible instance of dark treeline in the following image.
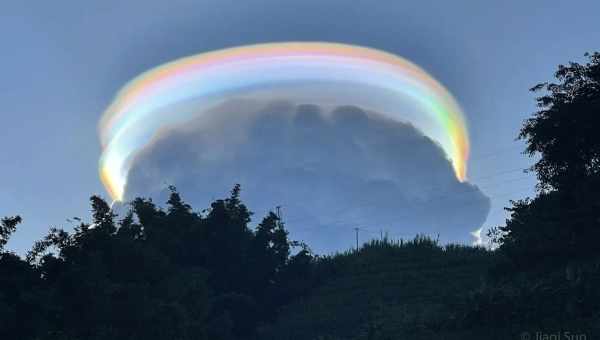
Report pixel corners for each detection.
[1,53,600,339]
[1,184,320,340]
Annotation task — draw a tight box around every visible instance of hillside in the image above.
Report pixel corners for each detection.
[260,237,495,340]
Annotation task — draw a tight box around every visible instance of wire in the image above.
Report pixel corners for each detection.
[469,144,525,162]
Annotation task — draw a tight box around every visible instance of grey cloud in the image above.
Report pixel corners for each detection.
[125,100,490,254]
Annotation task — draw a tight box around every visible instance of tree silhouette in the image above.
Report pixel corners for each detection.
[0,216,21,252]
[520,52,600,192]
[468,52,600,336]
[0,185,324,339]
[496,52,600,268]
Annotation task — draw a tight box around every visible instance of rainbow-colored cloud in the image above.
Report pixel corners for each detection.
[99,42,469,201]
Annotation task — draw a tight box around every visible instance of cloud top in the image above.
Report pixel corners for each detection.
[125,100,489,253]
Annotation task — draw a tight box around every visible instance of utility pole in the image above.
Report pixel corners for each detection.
[275,206,282,228]
[354,227,360,251]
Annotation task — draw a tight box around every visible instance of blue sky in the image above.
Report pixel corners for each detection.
[1,1,598,253]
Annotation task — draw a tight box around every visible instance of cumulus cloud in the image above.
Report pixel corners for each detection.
[124,100,490,254]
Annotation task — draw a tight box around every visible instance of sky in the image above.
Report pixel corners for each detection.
[1,1,599,254]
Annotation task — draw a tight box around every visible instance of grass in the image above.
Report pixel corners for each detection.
[259,236,495,340]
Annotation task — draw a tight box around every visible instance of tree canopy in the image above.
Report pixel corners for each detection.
[520,52,600,192]
[0,186,316,340]
[494,52,600,267]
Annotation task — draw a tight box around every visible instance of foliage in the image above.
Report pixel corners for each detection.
[520,52,600,192]
[493,52,600,267]
[0,185,317,340]
[468,52,600,339]
[0,216,22,252]
[259,237,495,340]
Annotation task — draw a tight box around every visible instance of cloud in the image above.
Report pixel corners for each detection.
[124,100,490,254]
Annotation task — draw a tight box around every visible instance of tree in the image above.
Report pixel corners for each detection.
[497,52,600,268]
[0,216,21,252]
[0,185,326,339]
[520,52,600,192]
[0,216,50,339]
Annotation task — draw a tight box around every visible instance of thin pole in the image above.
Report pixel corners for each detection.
[354,227,360,250]
[275,206,282,228]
